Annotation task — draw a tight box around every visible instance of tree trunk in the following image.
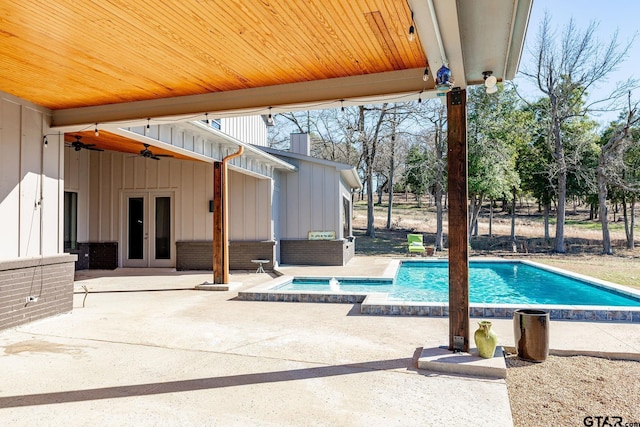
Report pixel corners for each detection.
[544,201,550,241]
[553,152,567,253]
[488,200,493,238]
[597,161,612,255]
[622,195,629,248]
[435,190,444,250]
[386,135,396,230]
[360,106,376,238]
[468,194,483,242]
[434,116,444,251]
[366,162,375,238]
[630,196,636,249]
[551,95,566,253]
[623,194,636,249]
[510,187,517,251]
[362,104,388,237]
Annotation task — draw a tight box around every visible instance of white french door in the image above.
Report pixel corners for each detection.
[123,191,174,267]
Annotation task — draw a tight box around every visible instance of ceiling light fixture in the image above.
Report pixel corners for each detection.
[146,118,151,130]
[340,100,345,112]
[418,91,423,103]
[483,71,498,94]
[205,113,211,125]
[422,64,429,82]
[94,123,99,137]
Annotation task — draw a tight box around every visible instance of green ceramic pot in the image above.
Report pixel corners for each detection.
[474,320,498,358]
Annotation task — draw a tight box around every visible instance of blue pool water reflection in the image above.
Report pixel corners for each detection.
[281,261,640,306]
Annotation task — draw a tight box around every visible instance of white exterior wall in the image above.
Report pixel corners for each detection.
[277,161,341,239]
[0,93,63,260]
[228,171,273,240]
[221,116,268,147]
[64,152,271,264]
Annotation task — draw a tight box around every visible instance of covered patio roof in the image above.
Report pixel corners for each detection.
[1,0,534,351]
[0,0,532,129]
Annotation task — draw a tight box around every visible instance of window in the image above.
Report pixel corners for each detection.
[202,118,221,130]
[342,196,351,238]
[64,192,78,251]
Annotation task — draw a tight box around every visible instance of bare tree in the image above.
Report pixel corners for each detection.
[417,101,447,250]
[386,108,398,229]
[520,13,635,253]
[360,104,389,237]
[597,94,639,254]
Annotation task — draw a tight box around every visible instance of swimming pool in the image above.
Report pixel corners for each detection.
[238,259,640,322]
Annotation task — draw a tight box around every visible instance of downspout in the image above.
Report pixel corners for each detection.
[221,146,244,283]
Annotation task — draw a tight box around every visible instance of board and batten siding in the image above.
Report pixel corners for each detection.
[64,151,272,253]
[277,161,340,240]
[0,94,63,259]
[0,91,76,331]
[221,116,268,147]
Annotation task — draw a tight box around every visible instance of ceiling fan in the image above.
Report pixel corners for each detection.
[138,143,173,160]
[68,135,104,151]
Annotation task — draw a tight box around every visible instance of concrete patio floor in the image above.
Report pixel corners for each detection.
[1,257,639,426]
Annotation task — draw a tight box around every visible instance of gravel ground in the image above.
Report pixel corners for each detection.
[505,351,640,427]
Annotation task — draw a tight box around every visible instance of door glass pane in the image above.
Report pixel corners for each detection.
[64,192,77,250]
[155,197,171,260]
[128,197,144,259]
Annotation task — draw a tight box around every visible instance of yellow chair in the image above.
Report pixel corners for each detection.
[407,234,426,255]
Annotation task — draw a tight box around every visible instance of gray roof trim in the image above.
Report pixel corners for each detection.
[257,146,362,189]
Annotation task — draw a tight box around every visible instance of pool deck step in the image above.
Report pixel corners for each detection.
[418,346,507,379]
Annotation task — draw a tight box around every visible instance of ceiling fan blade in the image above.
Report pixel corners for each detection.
[85,147,104,151]
[150,156,161,160]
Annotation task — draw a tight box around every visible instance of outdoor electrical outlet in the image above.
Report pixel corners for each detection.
[25,296,38,303]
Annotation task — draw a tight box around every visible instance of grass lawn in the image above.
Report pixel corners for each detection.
[353,196,640,290]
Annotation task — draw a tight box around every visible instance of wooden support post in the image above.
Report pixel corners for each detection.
[447,87,469,352]
[221,146,243,284]
[212,161,224,283]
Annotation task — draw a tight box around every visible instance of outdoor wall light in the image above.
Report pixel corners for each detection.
[94,123,99,137]
[435,63,452,92]
[483,71,498,94]
[423,65,429,82]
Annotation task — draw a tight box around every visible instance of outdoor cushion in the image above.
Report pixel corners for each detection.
[407,234,426,253]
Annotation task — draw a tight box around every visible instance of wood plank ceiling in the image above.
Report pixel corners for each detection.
[64,131,196,160]
[0,0,426,111]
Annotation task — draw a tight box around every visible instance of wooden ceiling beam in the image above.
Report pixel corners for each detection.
[51,68,428,129]
[409,0,466,90]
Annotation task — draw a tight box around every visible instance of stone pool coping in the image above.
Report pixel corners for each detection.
[236,258,640,322]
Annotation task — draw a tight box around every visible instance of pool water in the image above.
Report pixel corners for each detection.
[281,261,640,306]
